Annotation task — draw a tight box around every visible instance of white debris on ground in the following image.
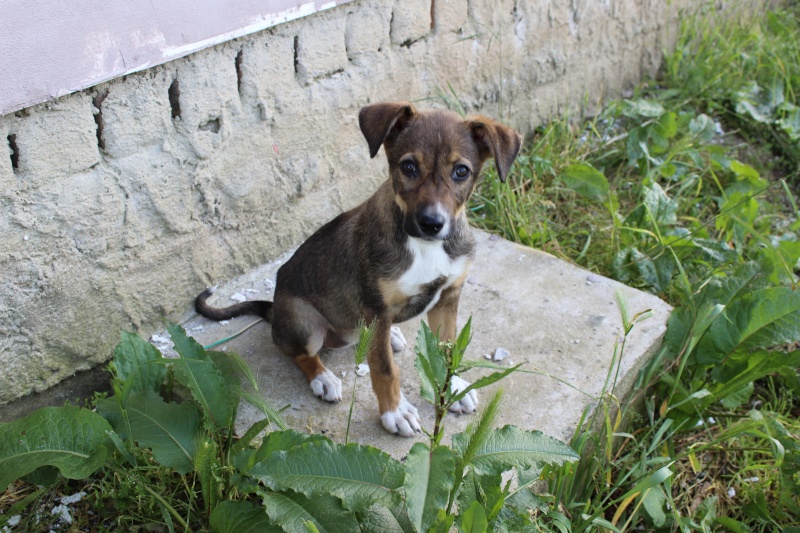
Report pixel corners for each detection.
[220,320,230,325]
[485,347,510,362]
[230,292,247,303]
[245,288,260,294]
[356,363,370,376]
[3,514,21,531]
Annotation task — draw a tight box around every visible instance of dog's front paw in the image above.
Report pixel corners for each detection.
[310,369,343,402]
[380,395,421,437]
[390,326,407,354]
[448,375,478,414]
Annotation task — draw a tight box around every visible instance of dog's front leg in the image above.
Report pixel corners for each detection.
[367,316,421,436]
[427,283,479,415]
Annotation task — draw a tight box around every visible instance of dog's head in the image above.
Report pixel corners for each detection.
[359,102,522,240]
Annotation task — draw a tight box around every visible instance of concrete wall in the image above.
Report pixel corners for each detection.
[0,0,763,407]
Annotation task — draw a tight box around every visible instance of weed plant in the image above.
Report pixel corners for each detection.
[0,322,578,532]
[470,3,800,531]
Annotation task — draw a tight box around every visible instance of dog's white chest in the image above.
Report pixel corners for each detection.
[397,238,468,309]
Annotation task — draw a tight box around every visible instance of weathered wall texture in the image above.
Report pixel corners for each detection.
[0,0,765,406]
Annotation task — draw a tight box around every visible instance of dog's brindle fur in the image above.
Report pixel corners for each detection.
[196,101,521,436]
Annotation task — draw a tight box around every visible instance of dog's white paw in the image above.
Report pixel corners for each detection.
[381,395,421,437]
[448,375,478,414]
[310,369,342,402]
[390,326,407,354]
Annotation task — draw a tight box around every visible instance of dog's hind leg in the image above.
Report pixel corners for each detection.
[271,297,343,403]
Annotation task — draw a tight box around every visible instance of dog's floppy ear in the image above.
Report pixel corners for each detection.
[468,118,522,182]
[359,102,417,158]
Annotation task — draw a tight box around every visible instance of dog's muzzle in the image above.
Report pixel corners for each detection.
[406,207,450,240]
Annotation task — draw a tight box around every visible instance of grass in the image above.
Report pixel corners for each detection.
[2,3,800,532]
[469,2,800,530]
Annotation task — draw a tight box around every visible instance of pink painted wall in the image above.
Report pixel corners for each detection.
[0,0,352,115]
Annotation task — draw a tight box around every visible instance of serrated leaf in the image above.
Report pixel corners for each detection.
[258,489,360,533]
[171,358,234,428]
[233,429,330,474]
[210,500,280,533]
[248,441,403,511]
[168,324,235,428]
[0,407,112,487]
[559,163,609,201]
[100,391,200,473]
[404,443,455,533]
[112,331,166,395]
[466,425,578,475]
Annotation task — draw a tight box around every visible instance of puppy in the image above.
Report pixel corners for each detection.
[196,101,521,436]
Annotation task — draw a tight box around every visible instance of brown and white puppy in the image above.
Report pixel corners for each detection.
[195,101,521,436]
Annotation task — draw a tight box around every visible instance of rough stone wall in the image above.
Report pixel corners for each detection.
[0,0,765,405]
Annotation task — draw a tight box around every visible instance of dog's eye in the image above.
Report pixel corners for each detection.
[452,165,471,181]
[400,161,418,176]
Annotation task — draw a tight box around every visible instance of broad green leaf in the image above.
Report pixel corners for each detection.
[655,111,678,139]
[626,126,646,165]
[168,324,235,428]
[643,183,678,226]
[641,487,667,528]
[689,113,716,142]
[719,381,754,409]
[171,358,234,428]
[249,441,403,511]
[466,425,579,475]
[697,260,770,309]
[460,501,488,533]
[112,331,166,395]
[258,489,360,533]
[778,107,800,141]
[404,443,455,533]
[210,499,280,533]
[559,163,609,201]
[612,247,662,290]
[357,504,405,533]
[697,287,800,364]
[100,391,200,473]
[708,349,800,408]
[233,429,329,474]
[622,99,665,118]
[0,407,112,487]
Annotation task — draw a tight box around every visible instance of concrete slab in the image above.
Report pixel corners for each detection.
[174,229,671,458]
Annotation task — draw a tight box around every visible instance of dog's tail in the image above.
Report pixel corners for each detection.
[195,287,274,323]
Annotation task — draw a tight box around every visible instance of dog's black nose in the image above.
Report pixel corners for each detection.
[417,212,445,236]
